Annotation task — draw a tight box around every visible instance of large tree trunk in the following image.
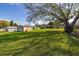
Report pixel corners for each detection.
[64,13,79,34]
[64,21,74,34]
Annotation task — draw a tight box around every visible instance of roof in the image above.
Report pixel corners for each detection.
[6,26,17,29]
[23,25,33,27]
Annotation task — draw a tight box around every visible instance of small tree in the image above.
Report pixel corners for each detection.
[10,20,14,26]
[14,23,18,26]
[48,22,54,25]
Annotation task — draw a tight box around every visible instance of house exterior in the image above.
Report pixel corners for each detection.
[23,26,33,32]
[6,26,18,32]
[5,26,33,32]
[0,28,5,32]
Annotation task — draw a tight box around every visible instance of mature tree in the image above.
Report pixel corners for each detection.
[0,20,10,28]
[24,3,79,34]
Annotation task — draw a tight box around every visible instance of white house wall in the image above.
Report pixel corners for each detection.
[6,28,17,32]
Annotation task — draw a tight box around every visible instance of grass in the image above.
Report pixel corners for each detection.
[0,28,79,56]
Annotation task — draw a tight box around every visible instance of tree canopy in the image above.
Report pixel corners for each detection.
[0,20,10,28]
[25,3,79,23]
[10,20,18,26]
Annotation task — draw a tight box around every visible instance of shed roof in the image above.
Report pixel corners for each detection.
[6,26,17,29]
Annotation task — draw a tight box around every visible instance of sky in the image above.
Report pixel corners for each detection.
[0,3,28,25]
[0,3,78,26]
[0,3,50,26]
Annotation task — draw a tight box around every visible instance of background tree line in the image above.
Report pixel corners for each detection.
[0,20,18,28]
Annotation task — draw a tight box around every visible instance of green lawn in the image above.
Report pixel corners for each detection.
[0,28,79,56]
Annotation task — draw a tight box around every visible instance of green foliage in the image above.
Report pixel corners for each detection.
[48,21,63,28]
[48,22,54,25]
[14,23,18,26]
[0,20,10,28]
[0,29,78,56]
[10,20,18,26]
[10,20,14,26]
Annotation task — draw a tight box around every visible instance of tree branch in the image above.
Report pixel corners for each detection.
[71,12,79,27]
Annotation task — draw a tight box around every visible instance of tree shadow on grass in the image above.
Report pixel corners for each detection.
[0,32,42,43]
[12,31,69,56]
[66,33,79,56]
[0,31,64,43]
[0,31,77,56]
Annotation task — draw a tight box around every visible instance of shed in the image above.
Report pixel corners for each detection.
[23,26,33,32]
[5,26,33,32]
[6,26,18,32]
